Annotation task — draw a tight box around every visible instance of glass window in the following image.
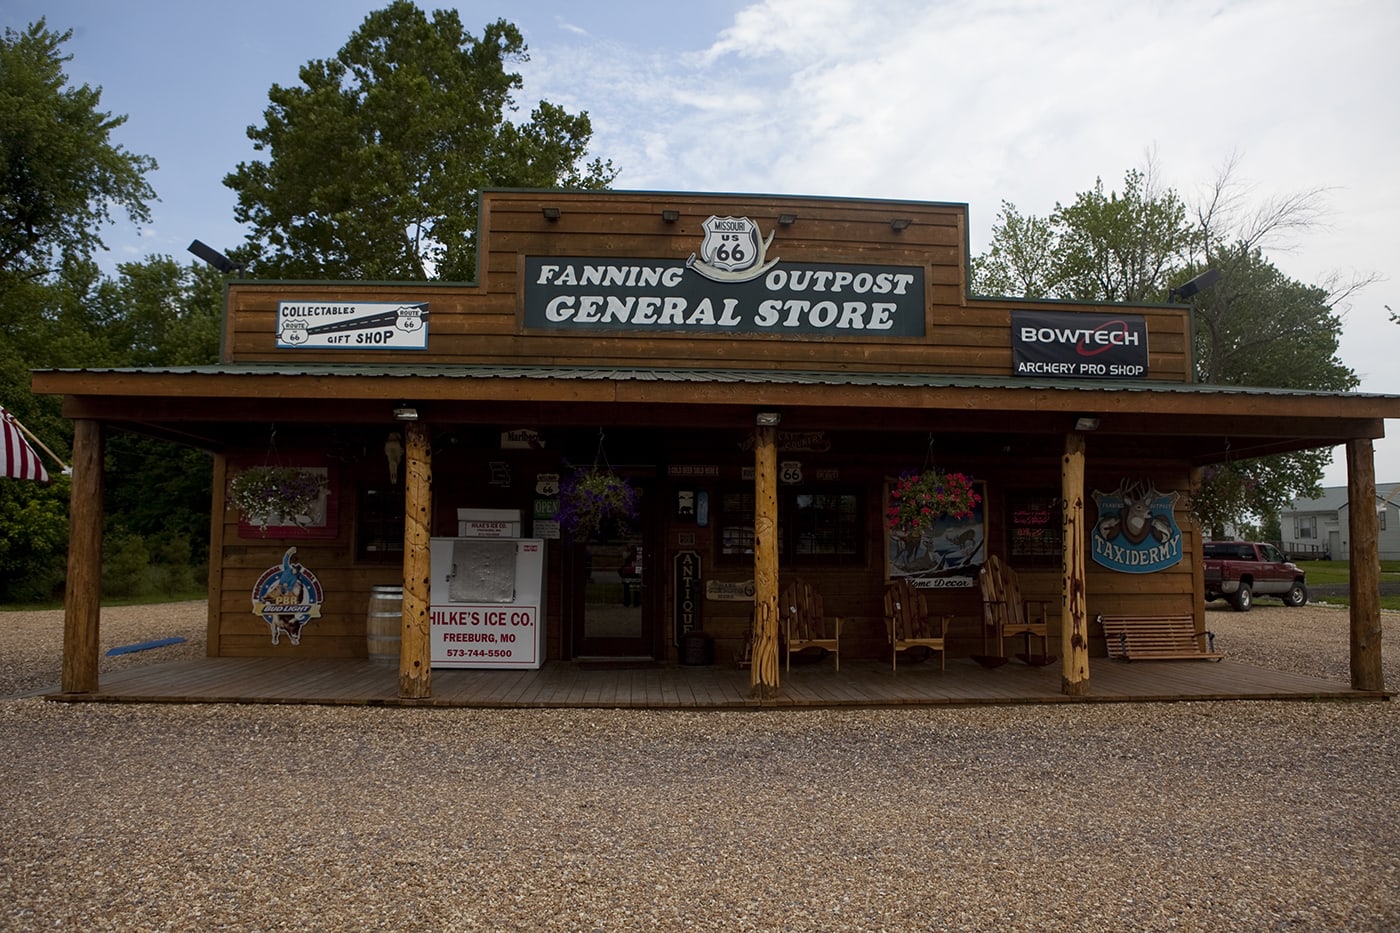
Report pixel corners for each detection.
[357,485,405,563]
[719,490,756,557]
[793,493,859,557]
[716,487,860,564]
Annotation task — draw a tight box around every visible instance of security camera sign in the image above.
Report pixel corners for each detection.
[276,301,429,349]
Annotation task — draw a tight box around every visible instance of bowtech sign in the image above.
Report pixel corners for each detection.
[1012,310,1149,379]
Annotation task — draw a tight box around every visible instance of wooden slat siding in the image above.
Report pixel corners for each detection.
[215,460,374,659]
[222,190,1191,383]
[486,200,967,242]
[230,332,996,369]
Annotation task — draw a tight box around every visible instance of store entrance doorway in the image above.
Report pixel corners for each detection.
[571,482,656,659]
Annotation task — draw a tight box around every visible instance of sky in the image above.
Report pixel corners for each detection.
[8,0,1399,489]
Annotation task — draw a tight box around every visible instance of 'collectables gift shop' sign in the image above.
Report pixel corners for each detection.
[523,216,924,336]
[276,301,429,349]
[1011,309,1148,378]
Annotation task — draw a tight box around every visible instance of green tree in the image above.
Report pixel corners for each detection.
[971,164,1193,303]
[970,201,1057,299]
[1051,168,1193,303]
[970,158,1366,533]
[0,20,156,291]
[0,21,221,603]
[225,1,617,281]
[92,257,225,366]
[0,474,70,601]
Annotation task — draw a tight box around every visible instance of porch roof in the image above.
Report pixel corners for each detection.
[32,362,1400,465]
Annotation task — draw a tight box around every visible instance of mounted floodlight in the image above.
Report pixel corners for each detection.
[393,406,420,422]
[187,239,242,274]
[755,411,781,426]
[1169,268,1222,302]
[890,218,912,232]
[541,207,561,221]
[1074,416,1101,432]
[778,213,797,226]
[661,209,680,223]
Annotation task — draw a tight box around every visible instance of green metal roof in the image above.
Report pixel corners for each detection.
[33,362,1400,402]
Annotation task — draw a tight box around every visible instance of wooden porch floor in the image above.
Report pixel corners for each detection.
[44,655,1390,708]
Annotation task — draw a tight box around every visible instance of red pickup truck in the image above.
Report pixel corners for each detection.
[1202,541,1308,611]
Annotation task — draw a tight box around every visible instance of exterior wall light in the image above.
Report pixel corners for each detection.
[1169,268,1221,302]
[890,218,913,231]
[541,207,561,221]
[755,411,781,426]
[187,239,243,274]
[778,213,797,226]
[1074,416,1100,432]
[661,210,680,223]
[393,406,420,421]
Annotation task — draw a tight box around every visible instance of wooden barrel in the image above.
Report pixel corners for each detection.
[366,585,403,665]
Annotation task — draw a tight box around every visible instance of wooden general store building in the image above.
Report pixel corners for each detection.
[34,190,1398,703]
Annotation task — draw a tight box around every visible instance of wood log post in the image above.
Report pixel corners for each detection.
[751,422,780,698]
[62,419,104,694]
[1188,465,1208,633]
[1346,438,1383,691]
[399,420,433,699]
[1060,431,1090,696]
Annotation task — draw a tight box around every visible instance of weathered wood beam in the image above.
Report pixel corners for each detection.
[62,419,104,694]
[207,454,227,656]
[1346,438,1383,691]
[1060,431,1090,696]
[751,422,780,698]
[399,420,433,699]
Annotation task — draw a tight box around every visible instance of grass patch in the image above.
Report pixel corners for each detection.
[1297,559,1400,610]
[1312,594,1400,611]
[1298,560,1400,587]
[0,590,207,613]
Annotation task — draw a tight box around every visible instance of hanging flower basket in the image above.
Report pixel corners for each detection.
[557,466,639,541]
[887,470,982,537]
[229,466,328,533]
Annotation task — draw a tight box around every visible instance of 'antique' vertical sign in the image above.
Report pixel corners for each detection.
[673,550,702,642]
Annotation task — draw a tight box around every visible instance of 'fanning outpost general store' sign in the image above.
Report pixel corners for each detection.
[523,216,925,336]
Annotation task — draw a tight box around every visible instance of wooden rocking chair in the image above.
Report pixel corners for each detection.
[781,580,842,671]
[978,555,1052,662]
[884,578,951,672]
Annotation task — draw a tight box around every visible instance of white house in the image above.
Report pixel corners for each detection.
[1281,482,1400,562]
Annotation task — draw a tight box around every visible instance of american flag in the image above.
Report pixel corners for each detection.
[1,404,50,482]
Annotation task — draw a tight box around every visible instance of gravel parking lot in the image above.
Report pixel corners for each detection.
[1,600,1396,931]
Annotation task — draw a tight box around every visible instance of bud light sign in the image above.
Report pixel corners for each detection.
[1011,310,1149,379]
